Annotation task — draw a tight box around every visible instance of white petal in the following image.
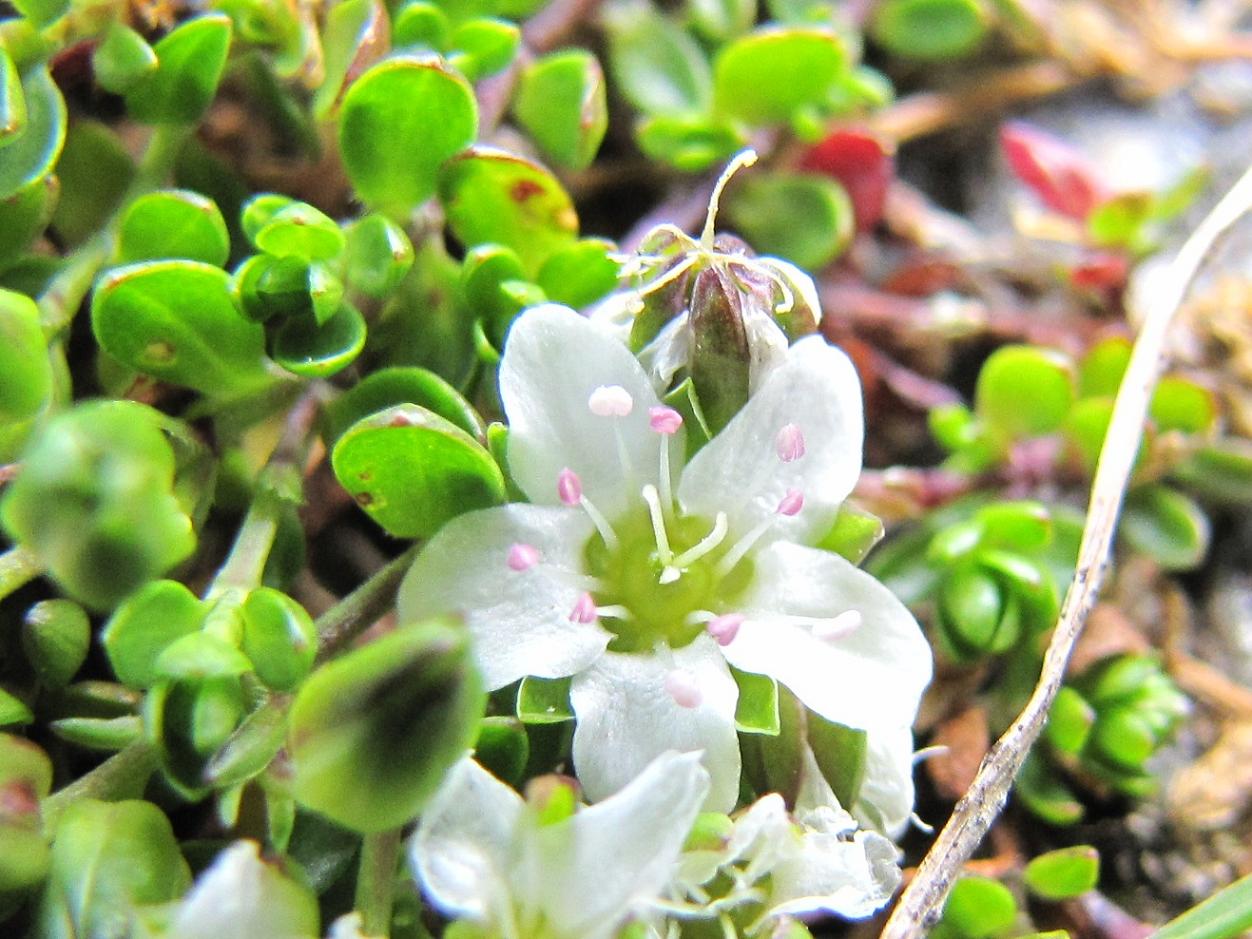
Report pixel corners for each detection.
[171,841,319,939]
[854,725,918,839]
[638,312,691,391]
[768,821,902,920]
[570,635,741,812]
[678,335,863,547]
[722,542,932,732]
[410,758,522,922]
[531,751,710,939]
[500,304,674,518]
[397,504,609,690]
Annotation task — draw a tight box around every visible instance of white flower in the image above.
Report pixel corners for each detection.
[398,303,931,811]
[411,750,709,939]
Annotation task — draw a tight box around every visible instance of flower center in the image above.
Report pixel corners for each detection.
[583,507,755,653]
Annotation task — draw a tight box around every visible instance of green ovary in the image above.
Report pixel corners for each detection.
[585,510,753,653]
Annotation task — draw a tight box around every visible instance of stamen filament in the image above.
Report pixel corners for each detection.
[658,433,674,512]
[702,149,758,249]
[715,516,773,577]
[641,484,673,564]
[580,495,619,552]
[671,512,729,568]
[595,604,633,621]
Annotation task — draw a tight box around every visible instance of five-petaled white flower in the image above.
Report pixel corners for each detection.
[411,750,709,939]
[398,303,932,811]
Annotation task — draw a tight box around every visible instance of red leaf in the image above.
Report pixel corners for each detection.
[1070,250,1129,290]
[1000,120,1109,221]
[799,128,895,233]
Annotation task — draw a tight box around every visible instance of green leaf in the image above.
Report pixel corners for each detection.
[0,66,66,200]
[636,113,744,172]
[0,174,58,269]
[535,238,618,310]
[126,15,233,124]
[288,618,485,833]
[1154,872,1252,939]
[516,676,574,723]
[440,147,579,276]
[204,698,288,787]
[687,0,756,42]
[0,687,33,726]
[239,588,316,692]
[392,2,449,49]
[1015,751,1084,825]
[1044,686,1094,755]
[147,674,248,789]
[1024,845,1100,901]
[0,46,26,146]
[713,26,847,125]
[94,23,159,94]
[241,192,294,244]
[604,1,712,116]
[1173,439,1252,504]
[975,501,1052,552]
[312,0,389,120]
[1150,376,1216,435]
[816,504,884,564]
[343,214,414,298]
[22,599,90,690]
[155,632,254,682]
[726,171,853,269]
[1077,337,1131,398]
[0,734,51,894]
[332,403,506,537]
[102,580,207,689]
[514,50,607,170]
[732,668,780,734]
[50,715,143,751]
[324,365,484,445]
[975,345,1076,440]
[447,18,520,81]
[940,876,1017,939]
[118,189,230,266]
[10,0,68,28]
[91,260,270,394]
[474,716,529,785]
[872,0,988,61]
[0,288,52,423]
[1120,484,1210,571]
[50,120,135,247]
[36,800,191,939]
[271,302,367,378]
[807,715,867,808]
[938,566,1004,659]
[340,56,477,216]
[254,201,345,260]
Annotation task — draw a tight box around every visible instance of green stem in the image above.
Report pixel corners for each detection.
[41,740,159,833]
[355,828,403,936]
[0,545,42,602]
[38,123,193,336]
[205,494,282,600]
[315,545,421,663]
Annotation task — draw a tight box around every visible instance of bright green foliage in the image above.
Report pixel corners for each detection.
[323,365,483,444]
[312,0,389,119]
[125,16,233,124]
[331,404,506,538]
[1,402,196,611]
[339,56,478,216]
[10,0,68,27]
[516,675,574,724]
[92,260,271,394]
[0,735,51,894]
[1023,846,1099,900]
[605,2,713,117]
[51,121,135,247]
[343,214,415,298]
[238,587,317,691]
[726,171,853,269]
[0,47,27,145]
[21,599,90,691]
[118,190,230,266]
[0,66,65,201]
[440,148,579,276]
[36,800,191,938]
[0,288,52,424]
[976,346,1076,440]
[536,238,619,309]
[872,0,988,61]
[288,617,486,832]
[515,51,608,170]
[1120,484,1210,571]
[1154,872,1252,939]
[817,504,885,564]
[688,0,756,42]
[713,27,847,126]
[933,875,1018,939]
[474,716,529,785]
[0,176,58,271]
[731,668,780,734]
[272,301,366,377]
[93,23,159,94]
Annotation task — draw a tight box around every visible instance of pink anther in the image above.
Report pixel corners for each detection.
[707,613,744,646]
[775,424,806,463]
[569,592,598,624]
[588,385,634,417]
[776,488,804,517]
[664,670,703,709]
[507,543,540,572]
[557,468,583,506]
[648,406,684,435]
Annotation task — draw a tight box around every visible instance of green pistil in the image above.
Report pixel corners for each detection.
[585,510,753,653]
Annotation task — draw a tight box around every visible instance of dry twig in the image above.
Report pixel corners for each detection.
[881,163,1252,938]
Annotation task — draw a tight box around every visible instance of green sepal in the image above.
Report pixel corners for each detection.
[516,675,574,724]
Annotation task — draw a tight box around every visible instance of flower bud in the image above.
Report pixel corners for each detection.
[0,735,51,895]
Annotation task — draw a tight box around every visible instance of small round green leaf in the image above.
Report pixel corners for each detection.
[439,147,579,276]
[10,0,68,29]
[239,587,316,692]
[636,113,744,172]
[514,50,607,170]
[254,201,345,260]
[1173,439,1252,504]
[1044,685,1094,756]
[343,214,414,298]
[0,65,66,200]
[125,15,233,124]
[94,23,159,94]
[22,599,90,690]
[118,189,230,266]
[102,580,207,689]
[392,2,449,49]
[271,302,367,378]
[324,365,484,445]
[872,0,988,61]
[91,259,270,394]
[1150,376,1216,435]
[288,618,485,833]
[332,404,506,537]
[0,288,52,423]
[941,876,1017,939]
[1024,845,1100,901]
[0,174,58,268]
[604,1,713,116]
[1120,484,1210,571]
[726,171,854,269]
[0,46,27,146]
[447,18,520,81]
[312,0,389,119]
[713,27,847,125]
[976,345,1076,439]
[536,238,621,310]
[339,56,477,216]
[1078,337,1131,399]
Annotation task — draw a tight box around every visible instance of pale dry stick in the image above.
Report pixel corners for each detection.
[881,163,1252,939]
